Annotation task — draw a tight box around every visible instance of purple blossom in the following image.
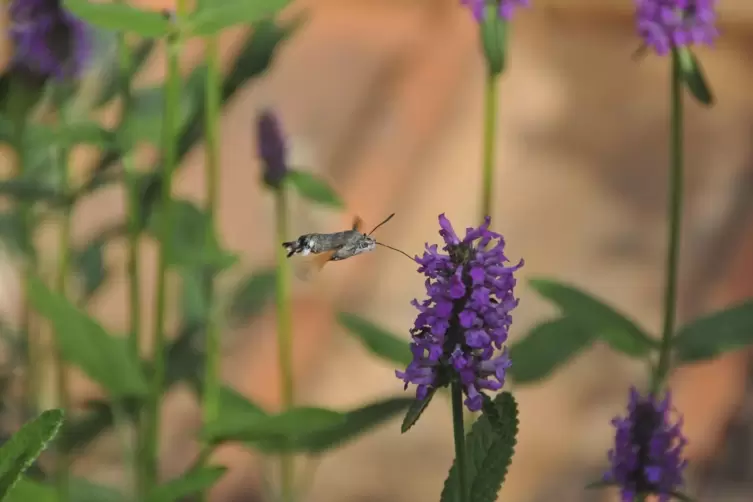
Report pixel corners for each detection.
[9,0,92,81]
[635,0,718,55]
[604,387,688,502]
[461,0,530,22]
[395,214,523,412]
[256,110,288,189]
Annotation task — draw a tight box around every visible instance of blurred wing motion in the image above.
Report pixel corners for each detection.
[292,250,335,280]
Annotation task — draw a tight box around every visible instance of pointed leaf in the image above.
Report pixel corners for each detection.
[676,47,714,106]
[401,387,437,433]
[508,317,595,384]
[227,269,277,326]
[219,386,267,418]
[27,276,148,398]
[529,278,656,357]
[0,409,64,500]
[146,466,227,502]
[338,313,411,367]
[674,301,753,363]
[286,170,343,208]
[62,0,170,37]
[480,5,508,76]
[188,0,290,36]
[73,239,107,301]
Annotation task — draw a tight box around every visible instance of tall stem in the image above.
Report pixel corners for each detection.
[274,189,295,502]
[451,381,468,502]
[198,32,222,501]
[143,22,183,498]
[480,72,499,221]
[653,50,684,394]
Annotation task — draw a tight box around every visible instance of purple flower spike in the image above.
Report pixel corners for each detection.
[604,387,689,502]
[9,0,93,81]
[461,0,530,22]
[256,110,288,189]
[396,214,523,412]
[635,0,719,55]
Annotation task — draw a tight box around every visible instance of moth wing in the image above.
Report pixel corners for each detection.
[352,216,364,232]
[291,250,336,280]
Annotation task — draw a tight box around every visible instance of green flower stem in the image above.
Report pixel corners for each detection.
[198,33,222,502]
[653,50,684,394]
[480,71,499,221]
[274,188,295,502]
[451,381,468,502]
[116,8,143,498]
[143,21,184,498]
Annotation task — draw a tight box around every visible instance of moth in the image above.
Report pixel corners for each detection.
[282,213,412,278]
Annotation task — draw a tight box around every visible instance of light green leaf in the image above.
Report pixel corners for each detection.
[401,387,437,434]
[480,5,508,76]
[286,170,343,209]
[676,47,714,106]
[338,313,411,367]
[7,477,124,502]
[27,276,148,398]
[63,0,170,37]
[529,278,656,357]
[227,269,277,327]
[189,0,290,36]
[508,317,595,384]
[147,466,227,502]
[674,301,753,363]
[0,409,64,500]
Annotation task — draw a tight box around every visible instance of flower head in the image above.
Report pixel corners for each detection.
[255,110,288,190]
[461,0,530,22]
[9,0,92,81]
[396,214,523,411]
[604,387,688,502]
[635,0,718,55]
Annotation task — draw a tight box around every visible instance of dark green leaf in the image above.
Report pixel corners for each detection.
[338,312,411,367]
[27,276,148,398]
[480,5,508,76]
[0,210,32,258]
[286,170,343,209]
[73,239,107,301]
[57,122,116,148]
[0,178,67,204]
[146,466,227,502]
[0,409,64,499]
[508,317,595,384]
[62,0,170,37]
[676,48,714,106]
[227,269,276,326]
[188,0,290,36]
[119,85,198,149]
[179,270,206,327]
[440,392,518,502]
[95,38,156,108]
[674,301,753,363]
[529,278,656,357]
[401,387,437,434]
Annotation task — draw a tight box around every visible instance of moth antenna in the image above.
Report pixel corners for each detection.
[368,213,396,235]
[375,241,414,262]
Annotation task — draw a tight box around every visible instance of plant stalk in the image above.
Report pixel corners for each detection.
[451,381,468,502]
[480,72,499,221]
[653,50,684,394]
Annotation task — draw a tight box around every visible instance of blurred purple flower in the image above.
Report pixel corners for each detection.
[461,0,530,22]
[635,0,718,55]
[604,387,688,502]
[256,110,288,189]
[396,214,523,412]
[9,0,92,81]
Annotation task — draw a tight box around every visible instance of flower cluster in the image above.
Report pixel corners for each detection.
[635,0,718,55]
[396,214,523,411]
[604,387,688,502]
[9,0,92,81]
[461,0,530,22]
[256,110,288,190]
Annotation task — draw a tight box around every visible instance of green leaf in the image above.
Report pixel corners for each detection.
[146,466,227,502]
[5,477,54,502]
[203,407,346,445]
[529,278,656,357]
[57,122,116,148]
[338,313,411,367]
[119,85,198,149]
[286,170,343,209]
[676,47,714,106]
[480,5,508,76]
[0,178,68,205]
[62,0,170,37]
[73,239,107,301]
[227,269,277,326]
[0,210,32,259]
[508,317,595,384]
[401,387,437,434]
[95,38,155,108]
[0,409,64,500]
[179,270,206,327]
[188,0,290,36]
[440,392,519,502]
[674,301,753,363]
[27,276,148,398]
[218,386,267,418]
[253,397,413,454]
[7,477,124,502]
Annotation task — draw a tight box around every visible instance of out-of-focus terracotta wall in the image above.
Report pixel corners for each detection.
[4,0,753,501]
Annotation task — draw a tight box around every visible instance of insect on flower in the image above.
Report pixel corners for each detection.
[282,213,412,278]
